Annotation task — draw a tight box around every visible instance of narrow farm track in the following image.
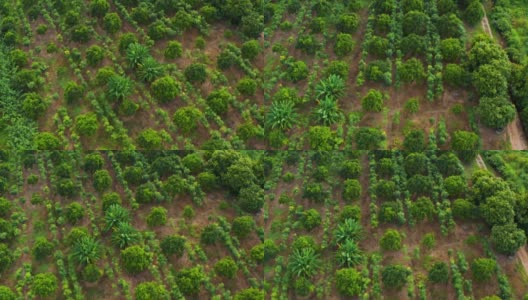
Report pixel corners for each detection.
[481,11,528,149]
[475,154,528,278]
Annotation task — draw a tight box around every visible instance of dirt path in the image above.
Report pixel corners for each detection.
[476,154,487,169]
[481,11,528,150]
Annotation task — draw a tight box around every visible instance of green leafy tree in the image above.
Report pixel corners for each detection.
[335,33,355,57]
[93,169,112,192]
[103,13,121,34]
[309,126,337,150]
[444,176,467,198]
[490,223,526,256]
[0,286,15,300]
[90,0,109,17]
[301,209,322,231]
[184,63,207,84]
[324,60,350,79]
[64,81,84,104]
[86,45,104,67]
[410,197,435,222]
[173,106,203,133]
[32,237,54,260]
[440,38,464,62]
[241,40,260,60]
[119,33,138,54]
[31,273,58,297]
[428,262,449,283]
[403,129,426,152]
[22,92,49,119]
[164,41,182,59]
[75,113,99,136]
[232,216,255,238]
[136,129,163,150]
[398,58,425,84]
[234,288,264,300]
[175,267,205,296]
[473,64,508,97]
[238,184,265,213]
[214,257,238,279]
[201,224,220,245]
[160,235,186,257]
[81,264,103,282]
[151,76,178,103]
[266,101,298,130]
[402,11,428,35]
[471,258,496,282]
[382,264,410,290]
[135,282,169,300]
[380,229,402,251]
[66,202,85,224]
[478,96,515,129]
[121,246,151,274]
[464,0,484,25]
[288,248,321,278]
[237,77,257,96]
[480,194,515,226]
[362,89,385,112]
[343,179,361,202]
[335,268,366,296]
[146,207,168,227]
[355,127,386,150]
[0,244,13,273]
[34,132,61,150]
[286,61,309,82]
[206,88,231,115]
[337,13,359,33]
[451,130,479,162]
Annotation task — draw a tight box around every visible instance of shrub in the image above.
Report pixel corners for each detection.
[428,262,449,283]
[151,76,178,103]
[471,258,496,282]
[334,33,355,57]
[335,268,366,296]
[31,273,58,297]
[380,229,402,251]
[75,113,99,136]
[173,106,203,133]
[86,45,104,67]
[93,170,112,192]
[232,216,255,239]
[146,207,168,227]
[103,13,121,34]
[214,257,238,279]
[382,264,410,290]
[66,202,85,224]
[64,81,84,104]
[135,282,169,300]
[343,179,361,201]
[160,235,186,257]
[121,246,151,274]
[184,63,207,84]
[164,41,183,59]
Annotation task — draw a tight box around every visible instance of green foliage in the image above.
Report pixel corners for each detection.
[398,58,426,84]
[126,43,150,69]
[380,229,402,251]
[104,204,130,231]
[288,248,321,278]
[164,41,183,59]
[241,40,260,60]
[490,223,526,255]
[478,96,515,129]
[32,237,54,260]
[343,179,361,202]
[336,240,363,268]
[237,77,257,96]
[335,33,355,57]
[34,132,61,150]
[137,129,163,150]
[184,63,207,84]
[107,75,133,101]
[316,75,345,100]
[472,258,496,282]
[355,127,386,150]
[103,13,121,34]
[86,45,104,67]
[232,216,255,238]
[90,0,109,17]
[234,288,264,300]
[334,219,363,244]
[301,209,322,231]
[121,245,151,274]
[214,257,238,279]
[362,89,384,112]
[135,282,169,300]
[174,267,205,296]
[206,88,231,115]
[266,101,298,130]
[313,96,343,125]
[451,131,479,162]
[404,97,419,114]
[335,268,366,296]
[66,202,85,224]
[93,169,112,192]
[409,197,435,222]
[151,76,178,103]
[75,113,99,136]
[111,222,140,249]
[308,126,338,150]
[72,236,102,265]
[22,92,49,119]
[31,273,57,297]
[146,206,168,227]
[464,0,484,25]
[64,81,84,104]
[160,235,186,257]
[382,264,410,290]
[0,286,15,300]
[440,38,464,62]
[337,14,359,33]
[286,61,309,82]
[138,57,163,82]
[428,262,449,283]
[173,106,203,133]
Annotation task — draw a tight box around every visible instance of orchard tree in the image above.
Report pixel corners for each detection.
[444,63,467,87]
[478,96,515,130]
[437,14,465,39]
[403,129,426,151]
[207,88,232,115]
[173,106,203,133]
[90,0,109,17]
[31,273,58,297]
[214,257,238,279]
[402,11,427,35]
[471,258,496,282]
[402,0,424,13]
[75,113,99,136]
[380,229,402,251]
[135,282,169,300]
[444,176,467,198]
[355,127,386,150]
[343,179,361,202]
[451,130,479,162]
[440,38,464,62]
[335,268,366,296]
[428,262,449,283]
[146,207,168,227]
[368,35,389,58]
[410,197,435,222]
[308,126,337,150]
[151,76,178,103]
[286,61,309,82]
[232,216,255,238]
[234,288,264,300]
[164,41,182,59]
[64,81,84,103]
[237,77,257,96]
[382,264,410,290]
[238,184,265,213]
[334,33,355,57]
[399,58,425,84]
[93,169,112,192]
[184,63,207,84]
[86,45,104,67]
[473,64,508,97]
[324,60,350,79]
[0,244,13,273]
[404,153,428,176]
[22,92,48,119]
[137,129,163,149]
[490,223,526,255]
[32,237,54,260]
[361,89,384,112]
[337,14,359,33]
[66,202,85,224]
[160,235,186,257]
[480,194,515,226]
[103,13,121,34]
[0,286,15,300]
[34,132,61,150]
[464,0,484,25]
[175,267,205,296]
[241,40,260,60]
[121,246,151,274]
[301,209,322,231]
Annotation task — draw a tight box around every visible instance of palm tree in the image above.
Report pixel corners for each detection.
[265,101,298,130]
[288,248,321,278]
[315,75,345,100]
[336,239,364,267]
[126,43,150,69]
[71,236,102,265]
[107,75,133,101]
[104,204,130,232]
[313,96,343,125]
[334,218,363,245]
[138,57,164,82]
[111,222,140,249]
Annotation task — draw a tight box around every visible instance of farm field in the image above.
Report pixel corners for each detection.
[0,0,527,150]
[0,150,526,299]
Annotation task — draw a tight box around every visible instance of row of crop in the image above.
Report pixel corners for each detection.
[367,152,379,228]
[424,0,443,101]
